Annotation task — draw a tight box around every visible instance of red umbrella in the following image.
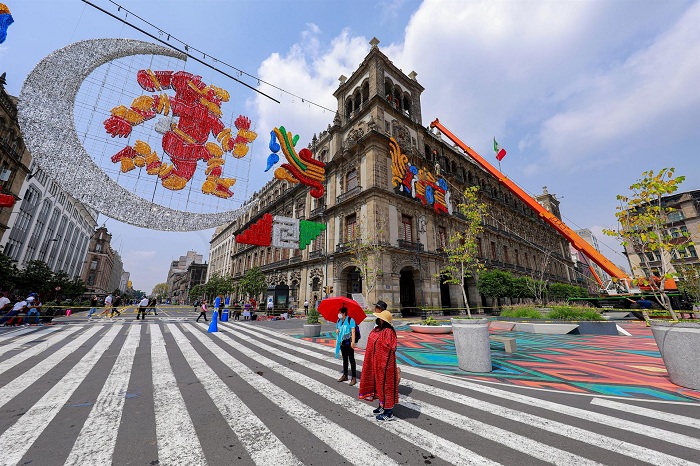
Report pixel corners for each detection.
[317,296,367,324]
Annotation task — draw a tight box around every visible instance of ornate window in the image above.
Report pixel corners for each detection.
[346,214,357,241]
[401,215,413,242]
[437,226,447,249]
[346,169,358,191]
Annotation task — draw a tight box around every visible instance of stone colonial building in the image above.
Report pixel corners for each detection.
[0,72,31,243]
[209,39,576,313]
[167,251,205,303]
[80,226,119,296]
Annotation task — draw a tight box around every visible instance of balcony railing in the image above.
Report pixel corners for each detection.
[289,255,301,264]
[309,205,326,218]
[397,239,424,252]
[336,185,362,204]
[309,250,324,259]
[335,240,360,253]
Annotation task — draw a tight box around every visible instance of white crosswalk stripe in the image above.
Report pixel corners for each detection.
[64,324,141,465]
[0,321,698,466]
[0,326,58,347]
[184,323,404,466]
[167,324,302,465]
[229,323,606,465]
[0,325,83,375]
[0,325,121,466]
[150,324,207,466]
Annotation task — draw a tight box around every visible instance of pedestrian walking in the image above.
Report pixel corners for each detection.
[304,299,309,316]
[196,300,208,322]
[100,294,113,318]
[88,295,98,320]
[110,293,122,317]
[335,306,357,386]
[359,301,399,421]
[148,297,158,315]
[137,296,149,320]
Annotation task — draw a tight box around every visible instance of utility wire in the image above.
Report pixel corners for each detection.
[83,0,337,113]
[81,0,279,103]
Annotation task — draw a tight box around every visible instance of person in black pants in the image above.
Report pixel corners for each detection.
[196,301,208,322]
[110,293,122,317]
[335,306,357,386]
[148,297,158,315]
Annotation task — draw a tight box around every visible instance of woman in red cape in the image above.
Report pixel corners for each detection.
[358,302,398,421]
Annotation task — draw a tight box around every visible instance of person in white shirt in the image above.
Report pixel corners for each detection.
[99,294,113,318]
[0,292,11,313]
[137,296,150,320]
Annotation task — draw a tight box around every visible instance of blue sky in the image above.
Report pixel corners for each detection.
[1,0,698,294]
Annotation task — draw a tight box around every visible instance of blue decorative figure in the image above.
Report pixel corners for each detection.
[0,3,13,44]
[265,152,279,172]
[265,130,281,172]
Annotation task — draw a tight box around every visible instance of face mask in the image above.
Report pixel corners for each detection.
[338,313,343,320]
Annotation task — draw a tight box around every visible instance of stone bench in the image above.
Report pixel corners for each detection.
[489,335,517,353]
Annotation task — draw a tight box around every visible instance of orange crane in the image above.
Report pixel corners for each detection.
[429,118,677,297]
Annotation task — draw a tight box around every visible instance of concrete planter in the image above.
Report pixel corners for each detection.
[303,323,322,338]
[650,321,700,390]
[408,324,453,334]
[356,317,375,349]
[451,318,492,372]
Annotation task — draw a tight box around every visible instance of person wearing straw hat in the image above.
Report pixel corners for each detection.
[359,300,399,421]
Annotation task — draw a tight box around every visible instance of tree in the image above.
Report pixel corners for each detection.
[346,213,385,309]
[477,270,514,309]
[189,284,205,301]
[676,263,700,305]
[0,254,19,293]
[440,186,487,317]
[239,267,266,302]
[527,248,553,305]
[16,260,53,297]
[152,282,169,301]
[603,168,693,320]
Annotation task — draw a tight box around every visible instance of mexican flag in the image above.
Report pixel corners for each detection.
[493,138,507,161]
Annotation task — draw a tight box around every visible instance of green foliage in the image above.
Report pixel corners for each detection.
[189,284,205,300]
[306,307,320,324]
[152,282,169,300]
[420,316,442,326]
[676,263,700,304]
[476,270,514,299]
[548,283,589,300]
[499,307,543,319]
[603,168,692,319]
[511,276,533,299]
[546,307,605,321]
[239,267,267,301]
[440,186,488,317]
[16,260,53,296]
[0,254,19,292]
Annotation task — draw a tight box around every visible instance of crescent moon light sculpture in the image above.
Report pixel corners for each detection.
[18,38,252,231]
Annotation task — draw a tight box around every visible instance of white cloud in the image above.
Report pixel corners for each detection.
[251,26,370,176]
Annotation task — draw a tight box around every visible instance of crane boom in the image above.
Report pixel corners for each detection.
[429,118,634,289]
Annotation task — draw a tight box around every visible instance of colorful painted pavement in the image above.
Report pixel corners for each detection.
[299,321,700,402]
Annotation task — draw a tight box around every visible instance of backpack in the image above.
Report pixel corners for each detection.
[354,321,360,343]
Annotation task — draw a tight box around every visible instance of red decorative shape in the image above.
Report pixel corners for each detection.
[0,193,15,208]
[236,213,273,246]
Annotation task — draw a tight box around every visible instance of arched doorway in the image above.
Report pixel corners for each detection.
[399,267,417,308]
[347,269,362,297]
[440,274,452,309]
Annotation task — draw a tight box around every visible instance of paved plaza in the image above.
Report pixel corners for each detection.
[0,306,699,465]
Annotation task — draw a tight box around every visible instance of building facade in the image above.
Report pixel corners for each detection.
[1,73,98,274]
[623,189,700,280]
[0,73,32,243]
[166,251,205,303]
[209,39,576,312]
[80,226,118,296]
